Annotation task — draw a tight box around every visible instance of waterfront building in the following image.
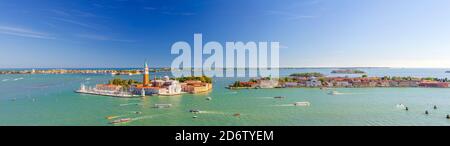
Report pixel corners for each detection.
[131,85,160,95]
[131,62,183,96]
[389,80,399,87]
[322,81,333,87]
[378,80,390,87]
[398,80,420,87]
[181,80,213,93]
[157,76,182,95]
[283,82,299,87]
[306,77,322,87]
[369,81,378,87]
[159,80,182,95]
[152,79,165,87]
[335,81,351,87]
[419,81,449,88]
[258,79,279,88]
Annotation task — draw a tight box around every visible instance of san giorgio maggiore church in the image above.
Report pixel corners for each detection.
[130,62,182,96]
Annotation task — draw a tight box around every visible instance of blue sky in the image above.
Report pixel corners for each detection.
[1,0,450,68]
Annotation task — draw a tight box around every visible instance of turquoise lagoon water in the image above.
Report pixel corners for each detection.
[1,68,450,126]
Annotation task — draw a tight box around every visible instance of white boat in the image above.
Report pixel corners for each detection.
[141,88,146,97]
[206,97,212,100]
[294,102,311,106]
[396,104,406,109]
[153,104,172,108]
[158,92,182,96]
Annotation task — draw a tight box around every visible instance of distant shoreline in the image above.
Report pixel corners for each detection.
[0,69,171,75]
[1,67,450,75]
[0,67,412,71]
[4,67,450,70]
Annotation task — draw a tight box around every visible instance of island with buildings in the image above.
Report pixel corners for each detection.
[331,69,366,74]
[228,72,450,89]
[0,68,171,75]
[76,62,212,97]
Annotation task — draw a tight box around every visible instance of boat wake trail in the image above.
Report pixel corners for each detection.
[255,97,274,99]
[338,93,364,95]
[119,103,142,107]
[198,111,226,115]
[272,104,295,107]
[332,91,366,95]
[132,113,174,121]
[1,79,8,82]
[132,115,155,121]
[13,78,24,81]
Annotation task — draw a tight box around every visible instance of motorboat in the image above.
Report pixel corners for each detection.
[206,97,212,100]
[396,104,406,109]
[294,102,311,106]
[153,104,172,108]
[189,109,201,114]
[110,118,131,124]
[274,96,285,99]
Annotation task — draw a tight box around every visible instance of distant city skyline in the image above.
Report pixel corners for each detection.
[1,0,450,68]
